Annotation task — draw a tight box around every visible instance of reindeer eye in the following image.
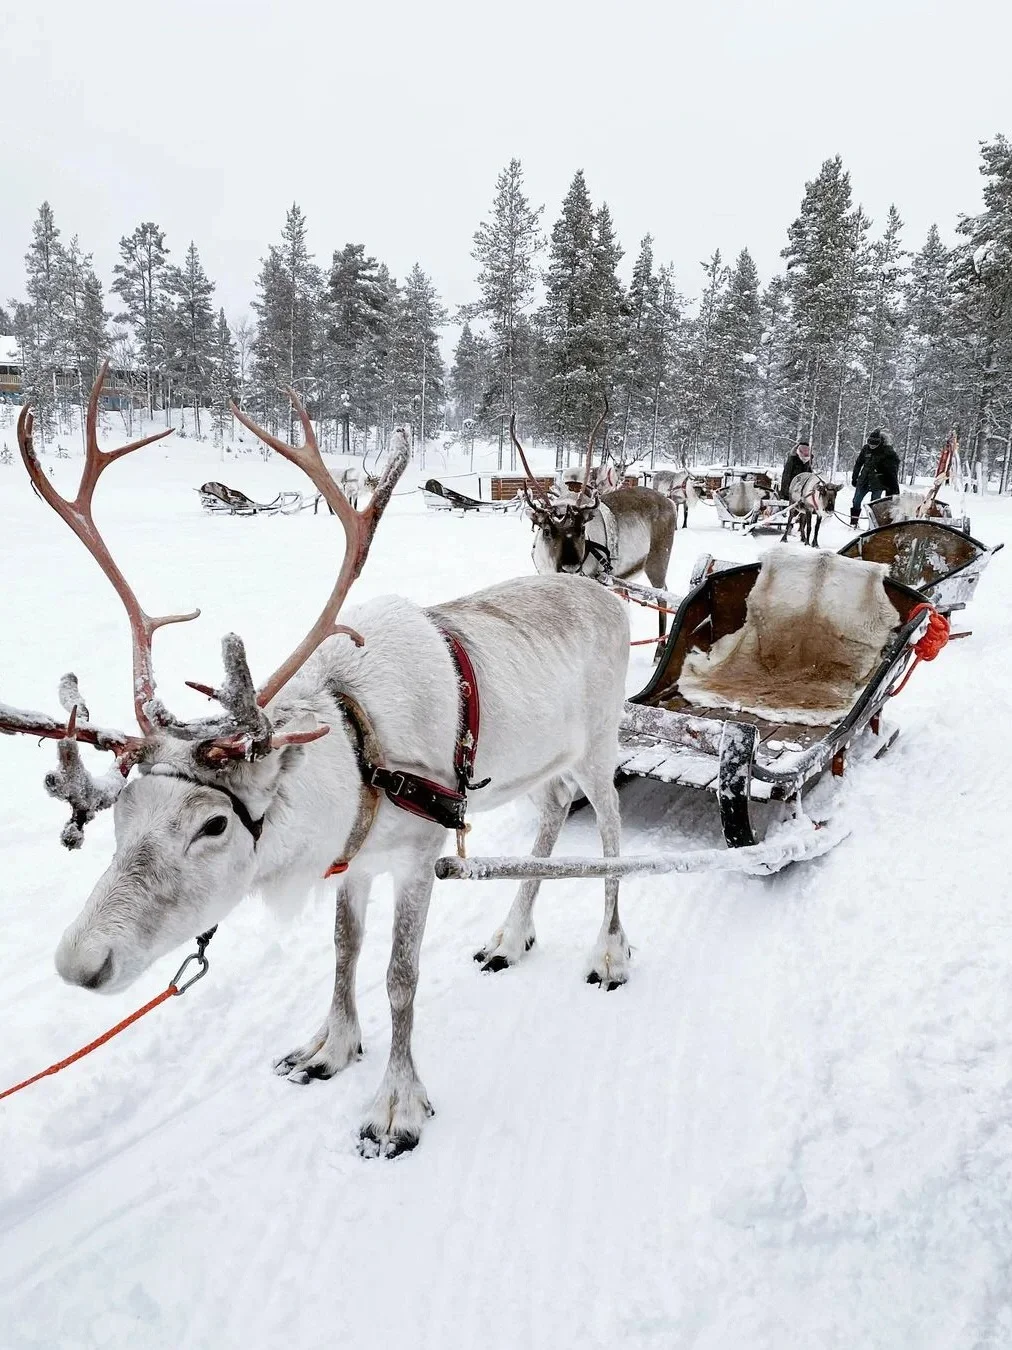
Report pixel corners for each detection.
[200,814,229,838]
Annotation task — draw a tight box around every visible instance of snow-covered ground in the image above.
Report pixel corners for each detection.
[1,427,1010,1350]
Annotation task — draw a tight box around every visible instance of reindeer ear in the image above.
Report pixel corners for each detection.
[269,707,327,747]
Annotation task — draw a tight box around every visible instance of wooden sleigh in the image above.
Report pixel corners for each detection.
[197,480,313,516]
[422,478,514,514]
[437,558,936,886]
[613,562,928,851]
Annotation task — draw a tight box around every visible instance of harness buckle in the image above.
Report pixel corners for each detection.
[372,767,407,798]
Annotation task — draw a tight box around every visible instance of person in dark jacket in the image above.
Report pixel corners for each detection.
[850,428,901,526]
[780,440,813,500]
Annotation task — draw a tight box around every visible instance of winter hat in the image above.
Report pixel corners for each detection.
[867,428,885,449]
[797,442,812,461]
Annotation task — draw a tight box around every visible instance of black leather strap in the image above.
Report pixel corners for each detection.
[145,770,265,843]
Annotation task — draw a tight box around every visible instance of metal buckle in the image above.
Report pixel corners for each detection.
[373,767,407,797]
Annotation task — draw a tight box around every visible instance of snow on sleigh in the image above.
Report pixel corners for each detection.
[838,519,1002,617]
[422,479,513,514]
[197,480,314,516]
[438,548,948,886]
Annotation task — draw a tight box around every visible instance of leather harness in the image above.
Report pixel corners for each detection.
[323,631,489,875]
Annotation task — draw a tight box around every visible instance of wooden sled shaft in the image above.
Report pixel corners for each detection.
[435,818,849,883]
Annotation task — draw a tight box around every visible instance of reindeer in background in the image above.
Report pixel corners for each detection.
[0,364,633,1157]
[650,468,703,529]
[514,409,676,649]
[782,472,842,547]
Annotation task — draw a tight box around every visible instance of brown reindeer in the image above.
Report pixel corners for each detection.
[514,411,676,650]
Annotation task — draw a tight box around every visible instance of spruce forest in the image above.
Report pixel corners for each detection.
[5,140,1012,486]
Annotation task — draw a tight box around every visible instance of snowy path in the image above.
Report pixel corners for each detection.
[1,442,1010,1349]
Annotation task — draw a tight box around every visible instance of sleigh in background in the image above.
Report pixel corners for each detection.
[197,480,315,516]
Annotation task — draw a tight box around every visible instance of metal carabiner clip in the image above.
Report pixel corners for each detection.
[170,949,210,996]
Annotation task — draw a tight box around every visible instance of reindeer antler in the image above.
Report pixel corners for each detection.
[509,415,553,509]
[575,399,609,506]
[230,390,409,706]
[16,360,199,733]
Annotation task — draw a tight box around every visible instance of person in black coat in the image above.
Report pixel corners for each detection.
[780,440,813,500]
[850,428,901,526]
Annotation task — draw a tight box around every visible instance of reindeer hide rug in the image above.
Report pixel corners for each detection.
[678,547,898,726]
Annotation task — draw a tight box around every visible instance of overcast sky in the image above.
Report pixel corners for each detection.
[2,0,1009,329]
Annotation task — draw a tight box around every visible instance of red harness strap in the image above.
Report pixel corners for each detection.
[322,630,488,876]
[444,632,489,793]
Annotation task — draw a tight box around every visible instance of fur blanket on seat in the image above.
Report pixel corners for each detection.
[678,547,898,726]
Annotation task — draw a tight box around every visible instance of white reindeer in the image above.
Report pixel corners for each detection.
[315,464,362,513]
[1,365,631,1158]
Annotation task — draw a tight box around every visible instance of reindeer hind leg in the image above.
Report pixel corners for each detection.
[475,776,574,972]
[573,761,629,990]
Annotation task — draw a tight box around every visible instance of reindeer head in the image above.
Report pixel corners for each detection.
[2,365,407,993]
[511,404,609,576]
[816,481,842,515]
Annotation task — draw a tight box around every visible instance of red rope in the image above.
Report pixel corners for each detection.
[889,603,950,698]
[0,983,179,1103]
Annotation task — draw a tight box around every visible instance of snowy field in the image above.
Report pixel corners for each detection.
[1,428,1010,1350]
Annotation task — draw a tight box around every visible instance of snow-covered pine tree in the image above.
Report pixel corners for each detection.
[326,243,393,454]
[469,159,543,467]
[231,316,256,413]
[680,250,729,459]
[859,205,907,442]
[384,264,446,453]
[781,156,871,474]
[618,236,659,451]
[16,203,72,444]
[899,225,956,481]
[62,236,108,440]
[709,248,762,464]
[164,242,216,435]
[755,275,793,461]
[539,170,605,461]
[208,309,239,446]
[449,322,494,432]
[252,205,323,440]
[950,135,1012,488]
[112,222,171,418]
[0,303,13,335]
[588,203,625,457]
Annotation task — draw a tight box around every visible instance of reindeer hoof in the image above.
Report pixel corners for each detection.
[585,971,626,992]
[474,931,535,971]
[357,1124,420,1159]
[273,1034,363,1083]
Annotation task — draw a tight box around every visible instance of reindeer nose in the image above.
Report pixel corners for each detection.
[55,932,115,990]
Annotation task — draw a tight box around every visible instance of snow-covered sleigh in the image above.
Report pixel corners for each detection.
[197,481,314,516]
[422,479,512,514]
[838,519,1002,616]
[438,550,943,885]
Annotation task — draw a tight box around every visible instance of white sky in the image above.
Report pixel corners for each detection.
[2,0,1010,327]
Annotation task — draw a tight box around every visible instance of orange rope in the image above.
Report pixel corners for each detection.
[0,982,180,1103]
[630,636,664,647]
[889,603,950,699]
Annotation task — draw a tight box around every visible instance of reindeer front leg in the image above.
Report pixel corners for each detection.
[359,864,439,1158]
[275,872,372,1083]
